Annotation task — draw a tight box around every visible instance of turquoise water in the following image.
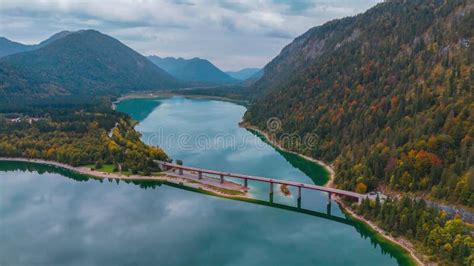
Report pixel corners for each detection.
[0,97,413,265]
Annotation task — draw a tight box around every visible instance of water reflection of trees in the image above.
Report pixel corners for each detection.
[247,129,329,185]
[1,161,411,264]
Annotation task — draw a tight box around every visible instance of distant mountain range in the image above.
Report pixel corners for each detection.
[0,29,260,102]
[148,56,237,84]
[0,30,181,101]
[226,68,262,80]
[0,31,73,58]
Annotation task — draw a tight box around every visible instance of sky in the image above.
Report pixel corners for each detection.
[0,0,381,71]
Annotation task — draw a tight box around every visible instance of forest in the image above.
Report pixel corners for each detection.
[357,196,473,265]
[0,29,180,99]
[245,0,473,207]
[0,98,168,174]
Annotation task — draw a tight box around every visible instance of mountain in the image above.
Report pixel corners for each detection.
[36,31,73,47]
[0,38,32,58]
[0,31,72,58]
[148,56,188,74]
[226,68,261,80]
[0,30,181,100]
[148,56,237,84]
[245,0,473,206]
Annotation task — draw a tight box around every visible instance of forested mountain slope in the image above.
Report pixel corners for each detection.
[0,38,32,58]
[226,68,261,80]
[245,0,473,206]
[148,56,189,74]
[0,31,72,58]
[173,58,237,84]
[0,30,181,102]
[148,56,237,84]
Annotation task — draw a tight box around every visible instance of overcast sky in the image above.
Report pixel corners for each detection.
[0,0,381,71]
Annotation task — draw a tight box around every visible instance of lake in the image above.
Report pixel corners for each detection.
[0,96,413,265]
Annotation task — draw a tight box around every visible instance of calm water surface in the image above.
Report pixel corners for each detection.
[0,97,412,265]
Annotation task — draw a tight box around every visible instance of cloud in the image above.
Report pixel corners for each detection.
[0,0,381,70]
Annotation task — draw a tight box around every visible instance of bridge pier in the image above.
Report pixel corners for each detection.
[154,161,365,206]
[269,181,274,202]
[297,186,302,208]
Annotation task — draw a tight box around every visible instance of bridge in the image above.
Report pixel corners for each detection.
[155,160,366,205]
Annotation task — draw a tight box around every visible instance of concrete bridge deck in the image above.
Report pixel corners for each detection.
[156,160,366,204]
[165,169,248,192]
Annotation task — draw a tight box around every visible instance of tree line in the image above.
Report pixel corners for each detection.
[0,100,167,174]
[357,196,473,265]
[246,0,473,206]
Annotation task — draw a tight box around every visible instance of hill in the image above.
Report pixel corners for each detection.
[245,0,473,206]
[0,30,181,101]
[148,56,237,84]
[148,56,188,74]
[35,31,73,47]
[0,31,72,58]
[0,37,32,58]
[226,68,261,80]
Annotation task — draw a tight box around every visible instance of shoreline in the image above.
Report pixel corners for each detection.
[0,157,248,199]
[115,95,335,186]
[1,156,423,264]
[240,123,336,188]
[113,96,422,265]
[239,123,424,266]
[113,91,247,109]
[339,200,426,266]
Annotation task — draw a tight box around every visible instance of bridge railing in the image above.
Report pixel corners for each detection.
[155,160,366,202]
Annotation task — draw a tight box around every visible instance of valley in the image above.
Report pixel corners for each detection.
[0,0,472,265]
